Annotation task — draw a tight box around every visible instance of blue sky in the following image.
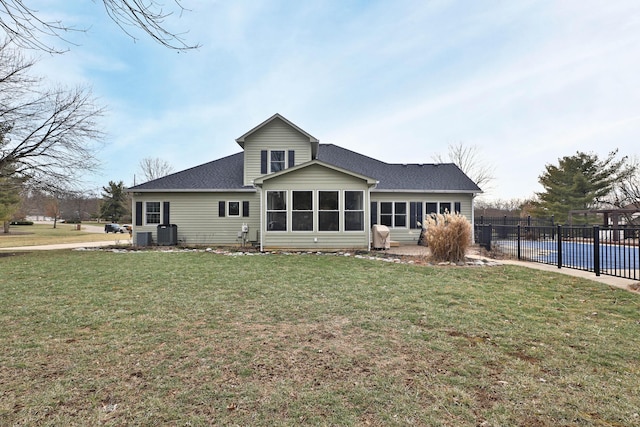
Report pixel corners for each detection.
[30,0,640,201]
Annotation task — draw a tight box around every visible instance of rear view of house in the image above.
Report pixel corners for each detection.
[128,114,482,250]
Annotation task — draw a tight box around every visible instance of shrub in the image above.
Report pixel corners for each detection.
[424,212,472,263]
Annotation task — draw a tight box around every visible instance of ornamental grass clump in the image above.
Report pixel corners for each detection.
[424,212,472,263]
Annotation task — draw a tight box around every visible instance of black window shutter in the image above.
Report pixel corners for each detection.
[242,201,249,217]
[454,202,461,214]
[288,150,295,168]
[163,201,170,225]
[135,201,143,226]
[370,201,378,226]
[218,201,226,217]
[261,150,267,174]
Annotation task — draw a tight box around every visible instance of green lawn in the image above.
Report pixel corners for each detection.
[1,250,639,426]
[0,223,122,248]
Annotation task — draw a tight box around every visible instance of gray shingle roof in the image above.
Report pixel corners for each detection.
[129,152,248,191]
[317,144,482,192]
[129,144,481,193]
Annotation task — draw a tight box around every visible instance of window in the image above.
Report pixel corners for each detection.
[394,202,407,227]
[344,191,364,231]
[426,202,437,215]
[267,191,287,231]
[380,202,392,226]
[440,202,451,214]
[454,202,461,214]
[146,202,161,224]
[378,201,407,228]
[270,150,285,173]
[319,191,339,231]
[292,191,313,231]
[228,201,240,217]
[409,202,423,229]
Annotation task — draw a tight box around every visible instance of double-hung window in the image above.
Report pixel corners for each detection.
[319,191,339,231]
[344,191,364,231]
[145,201,161,224]
[267,191,287,231]
[270,150,285,173]
[292,191,313,231]
[394,202,407,227]
[379,201,407,228]
[380,202,393,226]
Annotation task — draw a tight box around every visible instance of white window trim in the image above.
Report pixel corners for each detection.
[344,190,365,232]
[266,190,287,232]
[228,201,241,217]
[291,190,314,233]
[318,189,341,232]
[145,201,162,225]
[269,150,286,174]
[378,201,408,229]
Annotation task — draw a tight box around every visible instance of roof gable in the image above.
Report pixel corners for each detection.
[253,159,377,186]
[235,114,319,157]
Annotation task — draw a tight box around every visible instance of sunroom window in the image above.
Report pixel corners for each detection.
[344,191,364,231]
[267,191,287,231]
[292,191,313,231]
[319,191,339,231]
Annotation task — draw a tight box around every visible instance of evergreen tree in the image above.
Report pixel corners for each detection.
[0,125,25,232]
[100,181,128,223]
[532,150,635,223]
[0,170,24,232]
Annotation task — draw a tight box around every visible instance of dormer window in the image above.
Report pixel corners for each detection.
[261,149,296,174]
[271,150,285,172]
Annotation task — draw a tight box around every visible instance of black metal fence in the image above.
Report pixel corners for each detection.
[475,223,640,281]
[476,215,556,227]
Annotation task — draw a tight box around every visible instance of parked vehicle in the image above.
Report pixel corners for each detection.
[104,223,125,233]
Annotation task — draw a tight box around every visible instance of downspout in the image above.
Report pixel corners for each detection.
[471,193,476,244]
[257,183,264,252]
[368,181,379,251]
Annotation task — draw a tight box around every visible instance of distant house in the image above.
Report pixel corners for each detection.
[128,114,482,250]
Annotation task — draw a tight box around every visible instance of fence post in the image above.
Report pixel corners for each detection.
[593,225,600,276]
[517,224,521,260]
[557,225,562,269]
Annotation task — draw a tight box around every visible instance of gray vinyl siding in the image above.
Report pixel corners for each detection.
[132,192,260,245]
[260,164,370,250]
[243,118,313,186]
[371,192,475,244]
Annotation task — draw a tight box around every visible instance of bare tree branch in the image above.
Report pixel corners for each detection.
[432,142,495,193]
[138,157,174,182]
[0,40,105,192]
[0,0,199,53]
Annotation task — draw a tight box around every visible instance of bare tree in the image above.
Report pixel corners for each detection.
[0,0,199,53]
[609,155,640,222]
[432,142,495,193]
[138,157,174,182]
[0,39,104,192]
